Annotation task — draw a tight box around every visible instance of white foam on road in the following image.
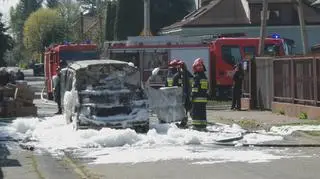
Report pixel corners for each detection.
[3,115,292,165]
[270,125,320,135]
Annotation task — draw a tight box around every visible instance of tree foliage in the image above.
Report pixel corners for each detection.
[105,1,117,40]
[23,8,65,54]
[56,0,82,41]
[46,0,60,8]
[0,13,14,67]
[150,0,195,33]
[114,0,143,40]
[113,0,194,40]
[9,0,43,63]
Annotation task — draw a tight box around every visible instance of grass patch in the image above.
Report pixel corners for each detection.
[207,100,231,106]
[31,155,45,179]
[277,109,285,115]
[274,120,320,127]
[236,119,261,130]
[299,112,308,120]
[302,131,320,136]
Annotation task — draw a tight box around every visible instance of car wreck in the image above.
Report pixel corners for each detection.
[60,59,149,133]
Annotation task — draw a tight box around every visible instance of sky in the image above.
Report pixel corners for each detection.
[0,0,19,24]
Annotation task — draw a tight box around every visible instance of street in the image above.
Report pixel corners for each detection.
[1,69,320,179]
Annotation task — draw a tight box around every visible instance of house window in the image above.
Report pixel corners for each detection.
[261,9,281,24]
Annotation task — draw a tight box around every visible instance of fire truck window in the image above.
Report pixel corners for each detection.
[264,44,280,56]
[221,46,242,66]
[244,46,256,59]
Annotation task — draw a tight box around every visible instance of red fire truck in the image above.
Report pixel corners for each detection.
[103,34,291,99]
[44,43,99,100]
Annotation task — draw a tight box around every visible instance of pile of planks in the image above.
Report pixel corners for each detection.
[0,82,37,118]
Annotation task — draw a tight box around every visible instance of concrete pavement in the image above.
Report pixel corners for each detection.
[78,148,320,179]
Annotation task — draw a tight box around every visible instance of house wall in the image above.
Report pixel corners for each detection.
[163,25,320,54]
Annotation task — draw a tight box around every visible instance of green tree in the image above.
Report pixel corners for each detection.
[23,8,65,58]
[114,0,143,40]
[9,0,43,63]
[113,0,194,40]
[150,0,194,33]
[104,0,116,40]
[56,0,82,41]
[46,0,59,8]
[0,13,14,66]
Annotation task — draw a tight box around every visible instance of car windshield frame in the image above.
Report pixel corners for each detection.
[74,63,140,91]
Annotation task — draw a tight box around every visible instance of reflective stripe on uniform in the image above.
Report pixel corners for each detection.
[192,120,207,125]
[192,97,207,103]
[192,88,198,92]
[200,79,208,90]
[189,79,194,87]
[167,78,173,87]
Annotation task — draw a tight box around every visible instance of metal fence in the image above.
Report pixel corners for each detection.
[273,57,320,106]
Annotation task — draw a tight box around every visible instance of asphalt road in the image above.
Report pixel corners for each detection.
[2,69,320,179]
[83,148,320,179]
[0,69,81,179]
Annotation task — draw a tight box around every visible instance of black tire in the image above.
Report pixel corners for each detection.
[135,122,149,133]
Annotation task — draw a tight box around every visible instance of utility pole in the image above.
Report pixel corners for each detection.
[140,0,152,36]
[297,0,308,55]
[80,12,84,41]
[258,0,268,56]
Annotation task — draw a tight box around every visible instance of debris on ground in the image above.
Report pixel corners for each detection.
[0,82,37,118]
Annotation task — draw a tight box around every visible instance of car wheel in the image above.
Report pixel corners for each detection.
[135,122,149,134]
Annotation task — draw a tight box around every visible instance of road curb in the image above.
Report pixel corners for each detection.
[62,155,91,179]
[213,142,320,148]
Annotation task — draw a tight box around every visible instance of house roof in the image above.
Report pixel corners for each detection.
[69,59,128,71]
[248,0,295,3]
[312,0,320,6]
[161,0,251,31]
[161,0,320,32]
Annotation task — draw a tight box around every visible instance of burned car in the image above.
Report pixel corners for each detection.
[60,59,149,133]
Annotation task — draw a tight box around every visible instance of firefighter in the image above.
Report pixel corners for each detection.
[191,58,208,130]
[231,63,244,110]
[176,60,193,127]
[53,66,62,114]
[16,69,25,81]
[165,59,179,87]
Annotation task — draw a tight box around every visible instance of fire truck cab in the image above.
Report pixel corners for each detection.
[44,43,99,100]
[103,34,292,99]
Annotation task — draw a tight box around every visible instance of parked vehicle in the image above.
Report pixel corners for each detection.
[33,63,44,76]
[60,59,149,132]
[104,34,293,99]
[44,42,99,100]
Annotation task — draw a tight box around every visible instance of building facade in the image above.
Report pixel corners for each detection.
[159,0,320,54]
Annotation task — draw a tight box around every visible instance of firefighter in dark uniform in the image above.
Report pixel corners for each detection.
[176,60,193,127]
[191,58,208,130]
[165,59,179,87]
[53,66,62,114]
[231,63,244,110]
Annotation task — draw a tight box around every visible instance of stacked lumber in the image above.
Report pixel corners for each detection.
[0,82,37,118]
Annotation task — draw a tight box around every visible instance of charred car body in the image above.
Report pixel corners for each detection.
[60,59,149,132]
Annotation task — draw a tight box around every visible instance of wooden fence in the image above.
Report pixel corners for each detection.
[242,56,320,110]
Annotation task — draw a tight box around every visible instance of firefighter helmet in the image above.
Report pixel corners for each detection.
[169,59,179,67]
[194,58,204,66]
[192,59,204,72]
[176,60,185,68]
